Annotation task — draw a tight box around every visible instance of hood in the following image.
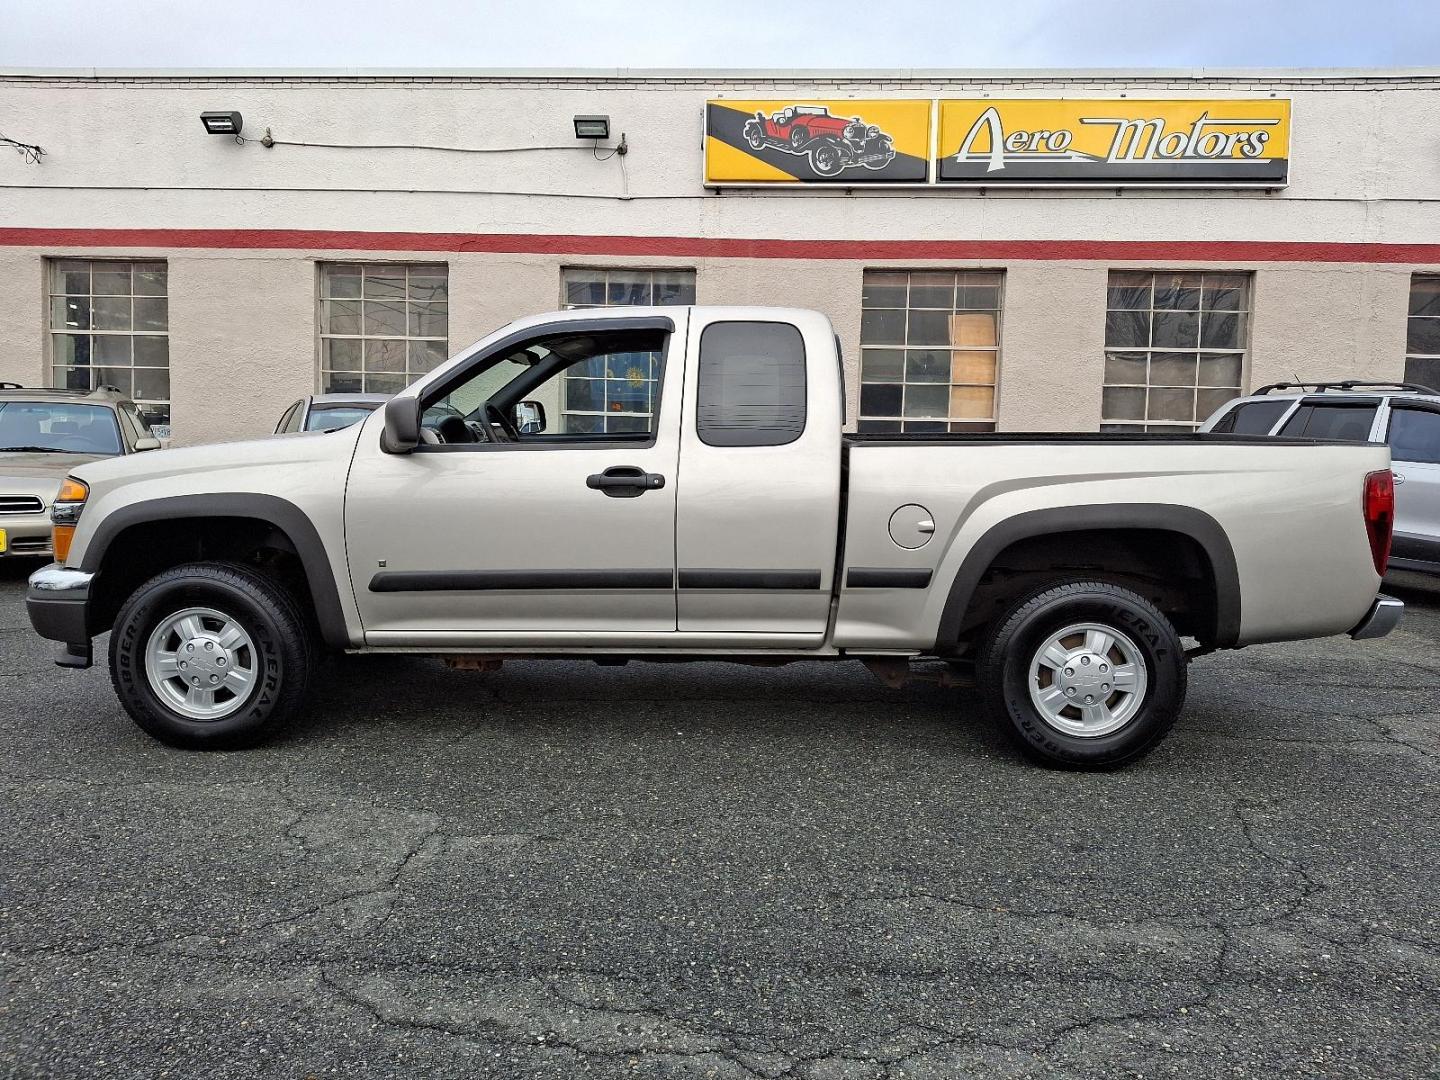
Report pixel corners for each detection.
[0,451,108,491]
[68,426,365,490]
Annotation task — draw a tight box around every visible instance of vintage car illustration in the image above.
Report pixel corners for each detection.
[742,105,897,177]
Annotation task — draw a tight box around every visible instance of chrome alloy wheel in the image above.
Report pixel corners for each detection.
[144,606,257,721]
[1027,622,1147,738]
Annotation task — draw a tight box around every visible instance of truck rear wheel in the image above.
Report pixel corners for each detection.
[109,561,313,749]
[975,580,1186,769]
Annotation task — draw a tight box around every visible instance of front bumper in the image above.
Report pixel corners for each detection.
[0,512,53,558]
[27,563,96,668]
[1348,594,1404,640]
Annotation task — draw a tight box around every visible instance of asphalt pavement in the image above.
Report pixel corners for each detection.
[1,560,1437,1079]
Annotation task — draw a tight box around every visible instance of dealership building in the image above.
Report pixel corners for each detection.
[0,67,1438,444]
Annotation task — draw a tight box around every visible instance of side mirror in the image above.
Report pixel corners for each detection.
[512,400,546,435]
[134,437,162,452]
[381,396,422,454]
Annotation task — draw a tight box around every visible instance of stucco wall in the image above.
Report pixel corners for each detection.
[1,70,1437,442]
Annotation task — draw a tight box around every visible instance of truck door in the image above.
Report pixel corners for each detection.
[343,314,684,643]
[673,310,843,640]
[1386,403,1440,568]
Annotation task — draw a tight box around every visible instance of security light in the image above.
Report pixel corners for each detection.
[573,114,610,140]
[200,111,244,136]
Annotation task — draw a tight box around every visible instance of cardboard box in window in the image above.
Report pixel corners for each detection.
[951,350,996,385]
[951,313,997,348]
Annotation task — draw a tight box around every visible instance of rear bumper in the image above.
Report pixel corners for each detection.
[1349,594,1404,640]
[26,563,95,667]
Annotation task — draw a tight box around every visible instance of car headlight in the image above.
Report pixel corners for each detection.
[51,477,88,562]
[867,125,880,138]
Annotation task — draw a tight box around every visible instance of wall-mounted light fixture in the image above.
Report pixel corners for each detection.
[573,115,610,140]
[200,111,244,136]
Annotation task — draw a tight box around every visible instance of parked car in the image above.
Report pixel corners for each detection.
[1201,380,1440,575]
[742,105,896,177]
[0,383,159,559]
[275,393,465,435]
[275,393,389,434]
[26,308,1400,768]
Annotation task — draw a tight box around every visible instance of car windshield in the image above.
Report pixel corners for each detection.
[0,401,123,455]
[304,405,378,431]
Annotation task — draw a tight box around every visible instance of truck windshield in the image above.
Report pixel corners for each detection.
[0,402,123,455]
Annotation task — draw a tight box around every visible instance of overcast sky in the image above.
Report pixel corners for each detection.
[1,0,1436,69]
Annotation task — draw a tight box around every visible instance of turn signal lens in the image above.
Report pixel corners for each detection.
[1362,469,1394,576]
[51,477,89,564]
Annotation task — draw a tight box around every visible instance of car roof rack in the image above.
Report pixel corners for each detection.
[1253,380,1440,396]
[0,382,126,397]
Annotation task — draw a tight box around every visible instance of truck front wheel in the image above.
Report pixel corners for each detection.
[109,561,314,749]
[975,580,1186,769]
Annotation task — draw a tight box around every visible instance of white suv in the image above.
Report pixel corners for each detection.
[1201,380,1440,574]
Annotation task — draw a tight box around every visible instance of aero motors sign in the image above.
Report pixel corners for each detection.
[703,98,1290,187]
[937,99,1291,185]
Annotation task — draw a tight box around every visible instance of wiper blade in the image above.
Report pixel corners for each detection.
[0,445,86,453]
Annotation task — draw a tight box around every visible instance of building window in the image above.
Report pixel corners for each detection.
[319,263,448,394]
[49,259,170,437]
[858,270,1002,433]
[1405,274,1440,390]
[559,268,695,433]
[1101,271,1251,432]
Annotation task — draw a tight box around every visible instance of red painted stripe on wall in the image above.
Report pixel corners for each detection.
[1,227,1438,263]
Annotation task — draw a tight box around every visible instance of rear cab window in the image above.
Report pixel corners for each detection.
[696,322,806,447]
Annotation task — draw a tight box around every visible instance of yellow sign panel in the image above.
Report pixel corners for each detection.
[705,99,932,184]
[936,99,1290,185]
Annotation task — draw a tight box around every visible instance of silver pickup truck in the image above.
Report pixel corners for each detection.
[26,306,1402,768]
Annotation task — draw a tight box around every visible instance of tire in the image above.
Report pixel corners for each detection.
[109,561,314,749]
[975,580,1186,769]
[789,126,809,149]
[744,124,764,150]
[810,142,846,177]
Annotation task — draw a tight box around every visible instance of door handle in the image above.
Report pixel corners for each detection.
[1393,473,1406,485]
[586,466,666,498]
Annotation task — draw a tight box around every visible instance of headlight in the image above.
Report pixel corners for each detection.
[51,477,88,562]
[867,125,880,138]
[844,123,863,140]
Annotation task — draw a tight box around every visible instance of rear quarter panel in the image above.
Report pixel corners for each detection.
[835,440,1390,651]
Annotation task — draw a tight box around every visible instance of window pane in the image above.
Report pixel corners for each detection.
[565,377,602,412]
[363,265,406,300]
[1153,273,1202,311]
[1148,387,1195,422]
[326,299,362,335]
[133,265,167,296]
[94,368,133,396]
[905,350,949,383]
[1107,273,1152,310]
[861,272,908,308]
[958,276,1002,310]
[364,300,408,337]
[133,297,168,332]
[1407,317,1440,356]
[92,264,131,296]
[1409,276,1440,317]
[1151,311,1199,350]
[365,339,407,373]
[907,310,951,346]
[53,334,92,368]
[325,265,363,299]
[1389,408,1440,465]
[95,336,132,364]
[1105,310,1149,348]
[1150,352,1197,387]
[1198,352,1243,387]
[366,373,407,395]
[652,271,695,305]
[91,296,131,331]
[1102,386,1146,421]
[134,367,170,401]
[1200,312,1243,350]
[949,385,993,419]
[1202,274,1247,311]
[903,384,948,418]
[409,303,448,339]
[1104,352,1147,385]
[907,271,955,309]
[860,349,903,381]
[54,260,90,296]
[857,418,902,433]
[1196,388,1239,422]
[607,271,651,306]
[51,296,89,330]
[408,339,448,373]
[861,308,905,345]
[952,351,995,384]
[952,313,997,348]
[407,265,449,303]
[564,272,607,307]
[324,370,363,393]
[860,383,902,417]
[324,338,362,371]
